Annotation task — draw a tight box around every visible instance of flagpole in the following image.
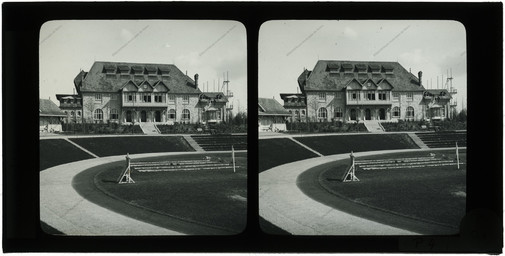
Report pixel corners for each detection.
[232,145,236,173]
[456,142,460,170]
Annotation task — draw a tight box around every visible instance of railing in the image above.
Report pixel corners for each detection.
[346,99,392,105]
[122,102,167,107]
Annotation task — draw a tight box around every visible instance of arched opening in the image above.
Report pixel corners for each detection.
[141,111,147,122]
[126,110,132,122]
[155,111,161,122]
[365,109,371,120]
[350,109,357,121]
[379,108,386,120]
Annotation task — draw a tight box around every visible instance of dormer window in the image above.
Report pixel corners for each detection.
[356,64,367,74]
[341,63,354,73]
[369,64,381,74]
[327,63,340,75]
[159,67,170,77]
[383,65,394,74]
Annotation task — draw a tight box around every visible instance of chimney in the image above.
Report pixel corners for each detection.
[194,73,199,88]
[418,71,423,86]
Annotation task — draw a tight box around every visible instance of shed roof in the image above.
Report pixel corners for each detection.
[39,99,66,117]
[258,98,291,116]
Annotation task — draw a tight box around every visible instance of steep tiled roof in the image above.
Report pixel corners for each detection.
[199,92,228,103]
[424,89,452,99]
[258,98,291,116]
[78,61,201,94]
[279,93,306,108]
[39,99,66,116]
[302,60,425,92]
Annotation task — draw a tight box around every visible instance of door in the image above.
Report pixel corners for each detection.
[155,111,161,122]
[350,109,357,121]
[126,111,132,122]
[141,111,147,122]
[379,108,386,120]
[365,109,371,120]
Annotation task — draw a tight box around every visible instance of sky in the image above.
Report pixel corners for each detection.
[39,20,247,114]
[259,20,467,112]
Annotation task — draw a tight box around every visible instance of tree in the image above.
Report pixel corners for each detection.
[456,109,467,122]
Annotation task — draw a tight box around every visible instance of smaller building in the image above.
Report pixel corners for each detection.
[198,92,228,124]
[40,99,66,132]
[422,89,452,121]
[258,98,291,132]
[280,93,307,123]
[56,94,83,123]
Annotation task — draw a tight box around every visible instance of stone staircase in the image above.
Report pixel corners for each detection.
[139,122,160,135]
[362,120,385,133]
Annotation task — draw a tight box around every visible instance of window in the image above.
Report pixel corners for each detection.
[154,94,163,103]
[71,111,75,117]
[142,94,151,103]
[127,93,135,102]
[77,111,81,117]
[95,93,102,101]
[168,95,175,103]
[366,91,376,100]
[182,109,190,120]
[392,107,400,118]
[392,92,400,101]
[318,92,326,101]
[295,110,299,115]
[183,95,190,104]
[301,110,306,115]
[111,109,118,120]
[335,92,342,99]
[168,109,176,120]
[350,91,360,100]
[378,92,387,101]
[334,107,343,118]
[406,106,414,119]
[317,108,327,120]
[94,109,103,121]
[441,108,446,117]
[406,92,413,101]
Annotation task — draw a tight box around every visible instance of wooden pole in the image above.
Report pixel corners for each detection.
[456,142,460,170]
[232,145,236,173]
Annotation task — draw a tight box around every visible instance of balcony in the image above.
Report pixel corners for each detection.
[346,99,392,105]
[226,104,234,110]
[122,101,168,107]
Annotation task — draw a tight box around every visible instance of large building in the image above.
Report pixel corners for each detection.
[59,61,230,125]
[281,60,456,123]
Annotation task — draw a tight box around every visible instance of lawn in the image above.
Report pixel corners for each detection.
[258,138,319,172]
[94,153,247,234]
[295,134,419,156]
[70,136,195,157]
[40,139,94,171]
[319,149,466,229]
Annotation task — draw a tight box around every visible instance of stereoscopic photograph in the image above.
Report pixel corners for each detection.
[258,20,467,235]
[39,20,248,235]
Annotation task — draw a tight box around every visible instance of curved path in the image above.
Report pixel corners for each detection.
[259,147,463,235]
[40,150,246,236]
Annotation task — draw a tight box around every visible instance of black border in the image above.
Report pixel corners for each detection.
[3,1,503,253]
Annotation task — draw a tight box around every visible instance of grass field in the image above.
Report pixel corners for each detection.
[94,153,247,234]
[295,134,419,156]
[258,138,319,172]
[319,149,466,228]
[40,139,94,171]
[70,136,194,157]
